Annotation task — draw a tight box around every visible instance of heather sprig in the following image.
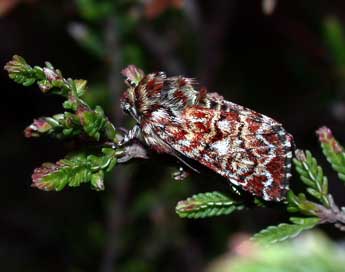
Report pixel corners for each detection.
[316,126,345,182]
[5,55,147,192]
[176,191,244,219]
[32,148,119,191]
[5,55,116,142]
[6,55,345,246]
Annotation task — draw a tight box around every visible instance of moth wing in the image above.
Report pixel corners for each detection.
[153,105,293,201]
[204,92,281,126]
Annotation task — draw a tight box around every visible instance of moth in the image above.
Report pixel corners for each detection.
[119,65,294,201]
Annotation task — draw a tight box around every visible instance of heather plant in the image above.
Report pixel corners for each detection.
[6,55,345,246]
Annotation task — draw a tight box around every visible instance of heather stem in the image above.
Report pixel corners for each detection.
[315,195,345,229]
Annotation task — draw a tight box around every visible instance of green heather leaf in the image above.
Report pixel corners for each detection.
[25,107,114,141]
[252,217,320,245]
[74,79,88,97]
[317,127,345,183]
[4,55,40,86]
[25,113,82,139]
[6,55,117,142]
[293,150,330,207]
[32,149,117,191]
[286,191,320,216]
[306,188,321,199]
[90,171,105,191]
[104,122,116,141]
[289,217,319,225]
[82,106,107,140]
[176,191,244,219]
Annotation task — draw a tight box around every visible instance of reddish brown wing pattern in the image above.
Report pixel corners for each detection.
[201,92,294,200]
[120,68,293,201]
[146,103,293,201]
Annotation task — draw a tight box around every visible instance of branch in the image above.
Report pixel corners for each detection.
[315,195,345,226]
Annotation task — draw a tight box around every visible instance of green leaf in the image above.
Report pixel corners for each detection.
[287,191,320,216]
[4,55,41,86]
[25,114,81,139]
[252,217,320,245]
[81,106,107,140]
[90,171,105,191]
[5,55,118,142]
[176,191,244,219]
[289,217,319,225]
[25,105,115,142]
[316,127,345,183]
[32,149,117,191]
[293,150,330,207]
[74,79,88,97]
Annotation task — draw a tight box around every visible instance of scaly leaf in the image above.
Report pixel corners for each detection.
[5,55,117,142]
[287,191,320,216]
[176,191,244,219]
[316,127,345,183]
[4,55,44,86]
[32,148,117,191]
[293,149,330,207]
[80,106,108,140]
[252,217,320,245]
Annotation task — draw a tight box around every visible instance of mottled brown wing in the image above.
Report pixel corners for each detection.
[152,105,293,201]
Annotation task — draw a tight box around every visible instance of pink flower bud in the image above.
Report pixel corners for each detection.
[24,118,52,138]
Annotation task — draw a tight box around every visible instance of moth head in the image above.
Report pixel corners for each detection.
[120,65,145,122]
[122,65,145,88]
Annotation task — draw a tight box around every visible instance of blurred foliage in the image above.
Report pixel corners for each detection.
[208,232,345,272]
[76,0,113,21]
[252,217,319,245]
[324,16,345,73]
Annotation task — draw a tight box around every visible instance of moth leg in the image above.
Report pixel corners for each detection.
[172,166,190,181]
[119,125,141,146]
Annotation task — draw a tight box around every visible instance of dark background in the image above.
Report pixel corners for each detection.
[1,0,345,271]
